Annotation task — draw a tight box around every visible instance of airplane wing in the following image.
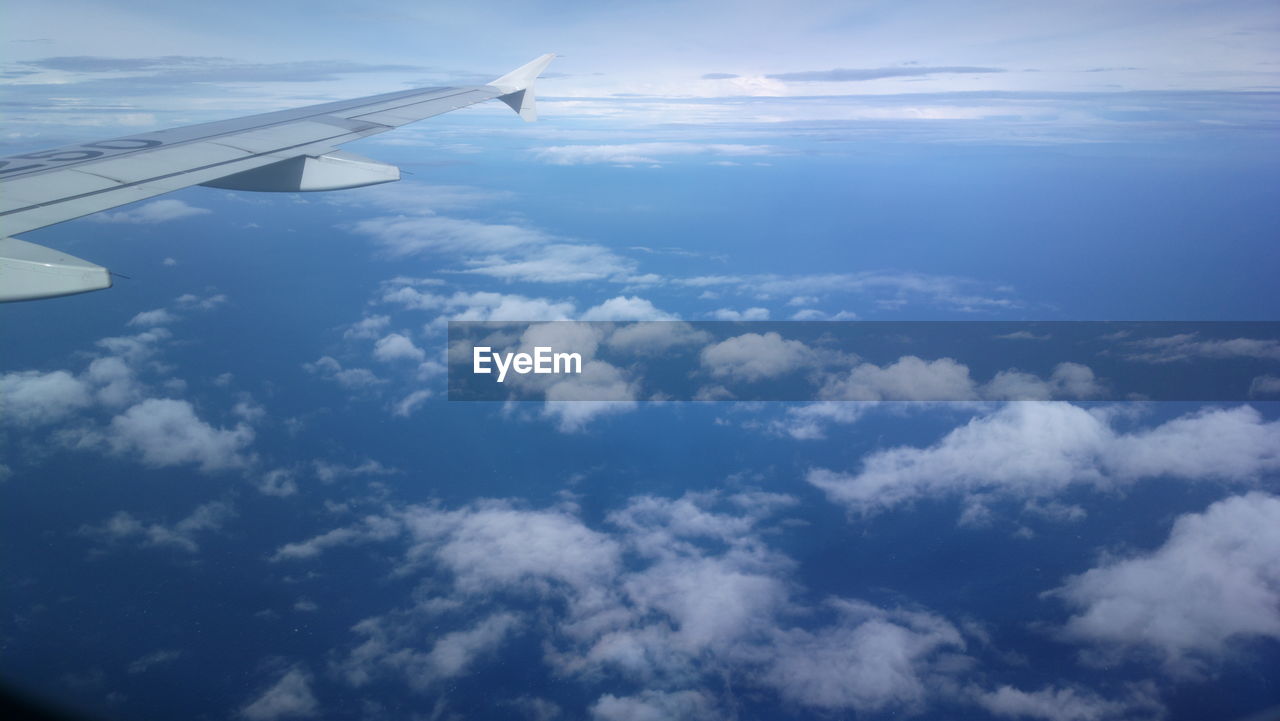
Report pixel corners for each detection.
[0,53,555,302]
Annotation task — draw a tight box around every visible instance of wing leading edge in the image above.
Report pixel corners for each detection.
[0,53,555,302]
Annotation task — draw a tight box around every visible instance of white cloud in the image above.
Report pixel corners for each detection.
[127,650,182,675]
[820,356,978,401]
[1123,333,1280,363]
[352,213,549,257]
[93,199,211,224]
[590,690,722,721]
[535,142,773,166]
[258,469,298,497]
[80,501,234,553]
[769,401,873,440]
[0,369,92,426]
[762,600,965,713]
[392,389,432,417]
[707,307,769,321]
[700,332,814,382]
[463,243,635,283]
[1054,492,1280,673]
[808,403,1280,516]
[342,315,390,340]
[294,491,989,716]
[127,308,176,327]
[269,515,401,561]
[1249,375,1280,398]
[975,683,1162,721]
[104,398,254,472]
[302,356,383,389]
[581,296,676,321]
[311,459,395,483]
[239,667,317,721]
[605,322,710,355]
[175,293,227,310]
[372,333,425,363]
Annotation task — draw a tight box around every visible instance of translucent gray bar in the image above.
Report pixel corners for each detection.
[447,321,1280,402]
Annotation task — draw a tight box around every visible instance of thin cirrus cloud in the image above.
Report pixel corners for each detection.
[767,65,1006,82]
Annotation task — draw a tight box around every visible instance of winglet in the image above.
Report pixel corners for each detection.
[488,53,556,122]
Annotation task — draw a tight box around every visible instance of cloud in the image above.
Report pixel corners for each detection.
[808,403,1280,517]
[678,271,1019,312]
[707,307,770,321]
[392,389,432,417]
[820,356,978,401]
[462,242,635,283]
[350,214,549,258]
[975,683,1162,721]
[103,398,254,472]
[581,296,676,321]
[302,356,383,389]
[1250,375,1280,397]
[80,501,234,553]
[768,66,1005,82]
[239,666,318,721]
[1122,333,1280,363]
[311,459,396,483]
[535,142,774,166]
[127,308,177,327]
[257,469,298,497]
[127,650,182,675]
[92,199,211,224]
[769,401,873,440]
[1053,492,1280,673]
[590,690,722,721]
[0,369,92,426]
[762,600,965,713]
[372,333,425,363]
[700,332,814,382]
[290,491,992,717]
[382,287,575,322]
[269,515,401,562]
[701,73,740,80]
[342,315,390,340]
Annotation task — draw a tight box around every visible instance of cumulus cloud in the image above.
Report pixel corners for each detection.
[102,399,253,472]
[581,296,676,321]
[820,356,978,401]
[700,332,814,382]
[0,369,92,426]
[1053,492,1280,673]
[239,666,317,721]
[808,403,1280,517]
[372,333,425,363]
[707,307,770,321]
[285,491,983,717]
[92,199,211,224]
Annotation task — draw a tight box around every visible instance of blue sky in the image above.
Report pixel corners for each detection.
[2,1,1280,720]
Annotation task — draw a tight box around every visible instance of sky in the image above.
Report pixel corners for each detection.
[2,1,1279,720]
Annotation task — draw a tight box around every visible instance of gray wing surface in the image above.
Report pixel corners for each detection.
[0,53,554,301]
